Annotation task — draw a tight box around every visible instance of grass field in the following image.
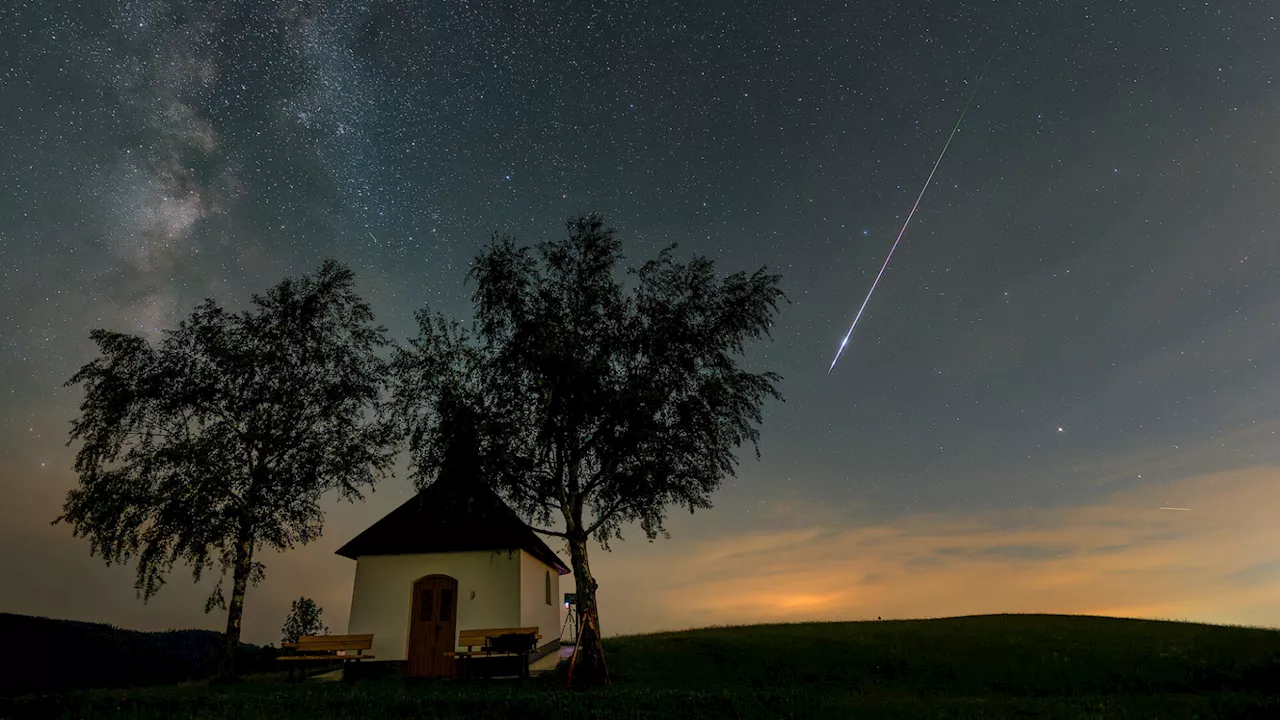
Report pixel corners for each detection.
[3,614,1279,719]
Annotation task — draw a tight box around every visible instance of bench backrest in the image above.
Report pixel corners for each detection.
[293,634,374,652]
[457,627,540,649]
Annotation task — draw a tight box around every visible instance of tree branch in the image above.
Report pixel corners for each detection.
[580,447,623,498]
[198,400,250,445]
[586,496,629,537]
[529,526,567,539]
[580,467,609,498]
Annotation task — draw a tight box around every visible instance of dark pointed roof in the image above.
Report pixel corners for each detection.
[335,479,570,575]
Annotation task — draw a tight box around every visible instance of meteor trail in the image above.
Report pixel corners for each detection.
[828,78,988,374]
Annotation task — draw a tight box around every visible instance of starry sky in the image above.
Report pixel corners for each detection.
[3,0,1279,644]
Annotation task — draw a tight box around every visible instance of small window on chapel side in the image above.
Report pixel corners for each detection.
[545,570,552,605]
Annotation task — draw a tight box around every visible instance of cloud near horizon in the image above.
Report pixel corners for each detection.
[4,460,1278,645]
[590,464,1280,636]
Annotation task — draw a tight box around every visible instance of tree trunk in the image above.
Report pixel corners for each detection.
[218,523,255,681]
[566,532,608,686]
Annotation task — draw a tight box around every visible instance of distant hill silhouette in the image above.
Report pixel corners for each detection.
[0,613,277,696]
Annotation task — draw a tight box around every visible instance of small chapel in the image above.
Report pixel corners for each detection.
[336,478,570,677]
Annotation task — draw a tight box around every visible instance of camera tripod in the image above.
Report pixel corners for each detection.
[559,604,580,644]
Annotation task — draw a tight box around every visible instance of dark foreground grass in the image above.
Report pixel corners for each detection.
[4,614,1279,719]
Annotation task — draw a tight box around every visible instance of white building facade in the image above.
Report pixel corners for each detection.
[336,481,570,677]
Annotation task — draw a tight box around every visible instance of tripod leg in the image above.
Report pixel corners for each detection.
[560,610,573,644]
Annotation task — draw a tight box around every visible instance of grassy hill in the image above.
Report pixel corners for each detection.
[3,614,1279,719]
[611,614,1280,695]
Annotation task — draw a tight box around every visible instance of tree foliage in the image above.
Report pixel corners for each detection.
[281,597,329,645]
[391,215,783,684]
[59,259,393,675]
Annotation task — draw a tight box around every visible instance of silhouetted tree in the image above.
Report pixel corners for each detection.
[391,215,783,685]
[281,597,328,645]
[58,260,394,679]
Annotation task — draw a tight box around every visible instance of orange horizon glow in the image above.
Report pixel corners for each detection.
[586,464,1280,636]
[5,457,1279,645]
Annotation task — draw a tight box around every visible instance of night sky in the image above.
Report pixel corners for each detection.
[3,1,1279,644]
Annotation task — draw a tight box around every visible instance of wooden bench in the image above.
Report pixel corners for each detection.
[278,634,375,681]
[445,627,540,679]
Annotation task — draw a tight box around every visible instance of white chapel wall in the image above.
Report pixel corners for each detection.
[347,550,521,662]
[518,550,563,647]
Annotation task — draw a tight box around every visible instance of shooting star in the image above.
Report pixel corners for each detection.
[1158,507,1192,512]
[828,77,989,374]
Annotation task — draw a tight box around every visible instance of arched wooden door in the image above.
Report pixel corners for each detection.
[407,574,458,677]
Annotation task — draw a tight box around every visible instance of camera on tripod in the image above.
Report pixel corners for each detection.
[560,592,580,643]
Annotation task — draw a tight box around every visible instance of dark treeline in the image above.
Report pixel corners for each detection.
[0,613,279,696]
